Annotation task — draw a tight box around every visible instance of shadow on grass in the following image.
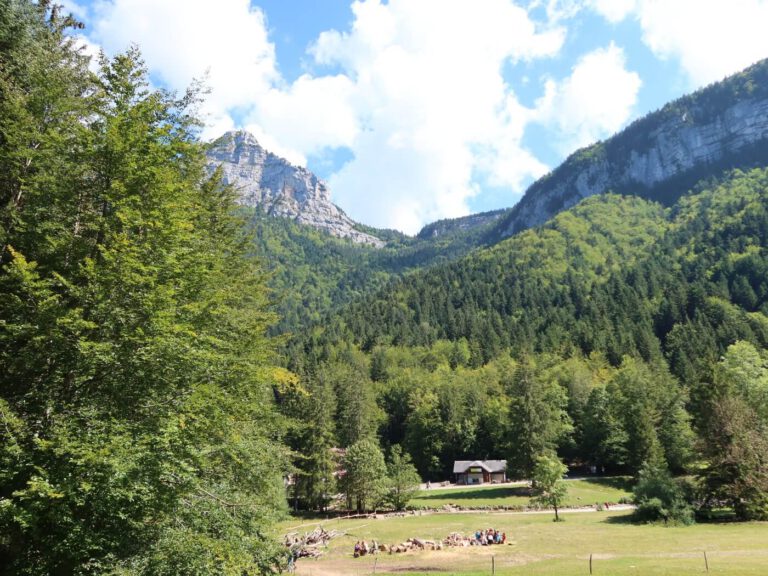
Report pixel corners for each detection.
[602,513,636,525]
[577,476,635,492]
[414,486,532,502]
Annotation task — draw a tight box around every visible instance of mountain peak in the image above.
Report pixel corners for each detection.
[205,132,384,247]
[217,129,263,149]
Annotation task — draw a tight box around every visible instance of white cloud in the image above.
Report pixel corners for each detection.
[89,0,279,139]
[306,0,565,232]
[633,0,768,86]
[588,0,637,23]
[533,43,641,153]
[588,0,768,87]
[80,0,618,233]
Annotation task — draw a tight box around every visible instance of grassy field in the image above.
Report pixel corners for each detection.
[408,477,632,509]
[279,507,768,575]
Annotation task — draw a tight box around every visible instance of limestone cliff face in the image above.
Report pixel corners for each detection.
[497,59,768,238]
[416,209,508,240]
[206,131,384,247]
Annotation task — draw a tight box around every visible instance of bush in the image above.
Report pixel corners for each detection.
[633,457,695,525]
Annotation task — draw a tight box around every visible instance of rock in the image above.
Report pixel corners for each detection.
[416,209,508,240]
[205,131,384,247]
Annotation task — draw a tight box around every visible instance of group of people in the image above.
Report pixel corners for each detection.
[353,540,381,557]
[474,528,505,545]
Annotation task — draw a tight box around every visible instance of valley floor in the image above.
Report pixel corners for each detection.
[282,509,768,575]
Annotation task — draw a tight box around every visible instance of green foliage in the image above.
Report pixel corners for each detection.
[386,445,422,511]
[507,356,573,477]
[342,438,388,513]
[717,341,768,421]
[248,205,502,340]
[0,4,286,574]
[633,455,694,525]
[702,396,768,520]
[530,454,569,521]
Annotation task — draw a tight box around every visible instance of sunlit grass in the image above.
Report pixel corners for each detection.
[280,506,768,576]
[408,477,632,509]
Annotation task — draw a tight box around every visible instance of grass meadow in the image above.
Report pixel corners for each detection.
[407,478,632,509]
[279,480,768,576]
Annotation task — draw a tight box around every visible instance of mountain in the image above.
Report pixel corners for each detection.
[205,131,384,246]
[321,167,768,367]
[282,168,768,485]
[416,209,508,240]
[250,205,508,336]
[494,58,768,238]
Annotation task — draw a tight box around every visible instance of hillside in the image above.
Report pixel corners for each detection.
[328,168,768,369]
[245,59,768,339]
[275,169,768,492]
[249,205,507,335]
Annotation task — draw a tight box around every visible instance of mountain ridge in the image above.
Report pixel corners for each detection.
[492,58,768,238]
[205,131,385,246]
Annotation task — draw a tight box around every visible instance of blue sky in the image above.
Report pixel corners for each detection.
[69,0,768,234]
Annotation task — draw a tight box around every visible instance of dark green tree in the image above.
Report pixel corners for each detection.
[700,397,768,520]
[0,7,287,573]
[506,357,572,477]
[633,453,694,525]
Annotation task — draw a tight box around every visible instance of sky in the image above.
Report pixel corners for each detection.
[66,0,768,234]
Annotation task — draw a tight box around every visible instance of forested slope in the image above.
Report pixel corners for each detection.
[279,169,768,517]
[249,207,505,335]
[328,168,768,371]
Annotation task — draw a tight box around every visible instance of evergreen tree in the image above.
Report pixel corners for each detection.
[633,453,694,525]
[506,356,572,477]
[0,7,286,573]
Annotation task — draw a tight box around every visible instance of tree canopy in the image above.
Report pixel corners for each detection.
[0,3,287,573]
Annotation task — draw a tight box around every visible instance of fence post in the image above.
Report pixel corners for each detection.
[704,550,709,572]
[589,553,593,575]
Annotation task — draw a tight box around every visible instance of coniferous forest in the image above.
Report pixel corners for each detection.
[3,2,768,574]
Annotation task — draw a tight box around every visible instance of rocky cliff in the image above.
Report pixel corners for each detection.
[206,131,384,247]
[496,58,768,238]
[416,208,508,240]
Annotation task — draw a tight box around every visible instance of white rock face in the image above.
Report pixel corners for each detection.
[501,95,768,237]
[206,131,384,247]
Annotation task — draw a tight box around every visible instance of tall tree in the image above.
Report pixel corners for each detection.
[0,7,287,573]
[700,396,768,520]
[506,356,572,477]
[342,438,388,513]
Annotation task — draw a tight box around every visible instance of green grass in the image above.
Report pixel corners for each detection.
[279,507,768,575]
[408,477,632,509]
